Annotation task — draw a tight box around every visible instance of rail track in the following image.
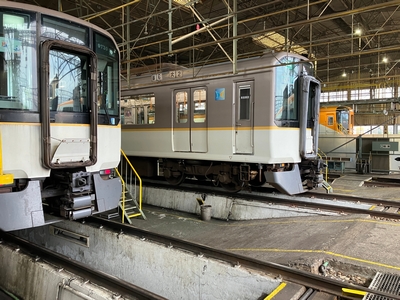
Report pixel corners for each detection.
[3,178,400,299]
[9,217,400,300]
[142,178,400,221]
[0,231,166,300]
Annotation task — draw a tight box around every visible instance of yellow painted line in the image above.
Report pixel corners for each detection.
[342,288,366,296]
[226,248,400,271]
[141,210,400,271]
[264,282,286,300]
[369,205,376,210]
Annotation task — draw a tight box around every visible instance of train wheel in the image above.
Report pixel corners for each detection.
[220,182,242,192]
[164,169,186,185]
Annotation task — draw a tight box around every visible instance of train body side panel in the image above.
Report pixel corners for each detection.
[1,123,48,178]
[2,123,121,179]
[121,67,305,164]
[122,128,301,164]
[88,124,121,171]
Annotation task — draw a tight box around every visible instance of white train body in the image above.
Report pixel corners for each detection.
[0,3,122,231]
[122,53,323,194]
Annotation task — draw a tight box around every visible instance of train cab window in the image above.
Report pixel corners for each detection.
[176,91,188,123]
[121,93,155,125]
[274,58,300,127]
[95,33,119,125]
[328,116,334,126]
[0,12,37,112]
[337,110,349,130]
[48,49,90,116]
[193,88,206,123]
[41,16,87,45]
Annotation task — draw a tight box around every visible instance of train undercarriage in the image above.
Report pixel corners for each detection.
[0,170,121,231]
[133,158,324,195]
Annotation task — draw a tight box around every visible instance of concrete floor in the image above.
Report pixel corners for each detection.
[126,171,400,282]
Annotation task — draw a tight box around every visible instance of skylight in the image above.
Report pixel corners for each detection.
[252,31,308,54]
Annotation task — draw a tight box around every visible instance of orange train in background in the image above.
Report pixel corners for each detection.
[319,106,354,134]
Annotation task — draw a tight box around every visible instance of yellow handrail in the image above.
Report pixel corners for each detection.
[120,149,143,211]
[114,167,126,223]
[318,149,328,182]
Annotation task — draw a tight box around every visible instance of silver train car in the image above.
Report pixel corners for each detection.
[0,3,122,231]
[121,52,323,195]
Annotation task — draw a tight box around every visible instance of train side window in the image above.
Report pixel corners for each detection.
[193,88,206,123]
[176,91,188,123]
[0,12,37,112]
[121,93,155,125]
[328,116,334,126]
[239,86,251,120]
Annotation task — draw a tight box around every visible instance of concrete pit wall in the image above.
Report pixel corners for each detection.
[141,186,334,221]
[14,221,281,299]
[0,241,120,300]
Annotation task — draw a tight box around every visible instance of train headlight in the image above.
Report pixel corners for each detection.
[100,169,113,179]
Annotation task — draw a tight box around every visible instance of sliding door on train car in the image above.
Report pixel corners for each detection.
[173,88,207,153]
[234,81,254,154]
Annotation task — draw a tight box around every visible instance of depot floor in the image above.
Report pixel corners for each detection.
[125,171,400,281]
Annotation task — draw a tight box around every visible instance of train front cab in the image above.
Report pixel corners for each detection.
[265,73,323,195]
[319,106,354,134]
[0,5,122,231]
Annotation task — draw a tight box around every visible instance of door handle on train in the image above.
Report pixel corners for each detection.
[236,123,242,126]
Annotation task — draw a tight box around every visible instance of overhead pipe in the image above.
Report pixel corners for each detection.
[187,4,233,63]
[84,0,140,21]
[171,15,232,45]
[125,0,400,64]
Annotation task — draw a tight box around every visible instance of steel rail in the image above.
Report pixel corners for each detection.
[305,190,400,209]
[84,216,400,300]
[142,180,400,220]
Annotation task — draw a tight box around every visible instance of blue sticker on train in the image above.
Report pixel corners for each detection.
[215,88,225,101]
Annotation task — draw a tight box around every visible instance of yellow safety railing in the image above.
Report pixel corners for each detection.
[0,131,13,185]
[115,149,145,223]
[318,149,329,182]
[114,167,126,223]
[337,123,348,135]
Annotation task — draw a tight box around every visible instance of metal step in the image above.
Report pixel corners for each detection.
[99,208,119,219]
[321,180,333,193]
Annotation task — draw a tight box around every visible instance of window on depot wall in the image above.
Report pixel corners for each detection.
[121,93,155,125]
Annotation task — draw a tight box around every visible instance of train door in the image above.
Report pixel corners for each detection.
[173,88,207,152]
[234,81,254,154]
[41,40,96,168]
